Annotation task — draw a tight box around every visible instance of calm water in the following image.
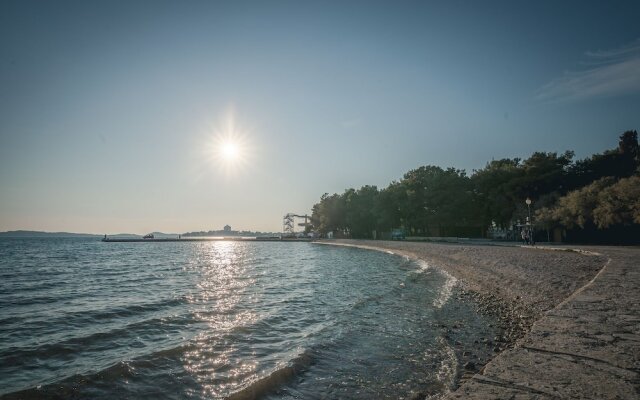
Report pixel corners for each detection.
[0,238,496,399]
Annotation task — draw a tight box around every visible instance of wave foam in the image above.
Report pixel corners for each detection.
[413,259,432,274]
[433,270,457,309]
[411,260,457,308]
[435,336,458,390]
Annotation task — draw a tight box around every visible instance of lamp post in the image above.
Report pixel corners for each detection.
[525,198,532,244]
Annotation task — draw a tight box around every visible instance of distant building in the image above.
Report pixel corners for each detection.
[223,225,231,233]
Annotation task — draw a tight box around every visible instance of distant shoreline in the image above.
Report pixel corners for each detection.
[0,230,281,239]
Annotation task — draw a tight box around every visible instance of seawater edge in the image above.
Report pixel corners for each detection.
[313,240,513,394]
[319,239,639,399]
[314,240,503,397]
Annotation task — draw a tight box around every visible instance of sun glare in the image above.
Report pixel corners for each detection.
[213,137,246,173]
[204,111,253,177]
[221,142,239,160]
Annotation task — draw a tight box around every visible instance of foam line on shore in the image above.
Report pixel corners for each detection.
[314,242,459,309]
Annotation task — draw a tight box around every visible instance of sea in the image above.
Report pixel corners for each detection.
[0,238,499,399]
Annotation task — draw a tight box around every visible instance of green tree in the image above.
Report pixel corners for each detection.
[373,182,403,231]
[344,185,379,238]
[402,166,475,235]
[471,158,523,228]
[537,177,615,229]
[519,151,574,197]
[309,129,638,243]
[311,193,347,235]
[567,130,639,189]
[593,176,640,228]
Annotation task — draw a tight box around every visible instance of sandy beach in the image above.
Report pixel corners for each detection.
[321,239,639,399]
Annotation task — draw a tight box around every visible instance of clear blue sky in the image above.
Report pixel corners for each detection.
[1,0,639,234]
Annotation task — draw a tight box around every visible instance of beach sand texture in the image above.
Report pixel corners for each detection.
[324,240,639,399]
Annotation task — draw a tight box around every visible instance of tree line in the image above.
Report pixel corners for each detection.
[310,130,639,243]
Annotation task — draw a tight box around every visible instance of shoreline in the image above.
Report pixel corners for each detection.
[317,240,638,399]
[315,240,551,395]
[315,239,604,346]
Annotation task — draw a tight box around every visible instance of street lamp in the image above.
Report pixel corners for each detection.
[525,198,532,244]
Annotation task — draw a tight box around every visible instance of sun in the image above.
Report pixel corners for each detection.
[215,138,245,166]
[199,109,254,178]
[211,137,248,176]
[221,142,239,160]
[209,129,251,176]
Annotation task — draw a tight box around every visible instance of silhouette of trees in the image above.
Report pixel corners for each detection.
[344,185,379,238]
[311,193,346,235]
[401,166,477,235]
[566,130,638,189]
[472,158,523,228]
[310,130,639,242]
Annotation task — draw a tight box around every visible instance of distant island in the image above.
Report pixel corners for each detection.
[0,231,150,239]
[0,230,102,238]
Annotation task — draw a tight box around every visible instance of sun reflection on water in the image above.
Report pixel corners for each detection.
[182,242,260,398]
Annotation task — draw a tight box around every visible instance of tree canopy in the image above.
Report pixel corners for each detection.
[310,130,639,241]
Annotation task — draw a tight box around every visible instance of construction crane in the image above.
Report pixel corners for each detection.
[282,213,311,237]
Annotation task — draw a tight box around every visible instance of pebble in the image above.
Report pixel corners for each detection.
[464,361,476,370]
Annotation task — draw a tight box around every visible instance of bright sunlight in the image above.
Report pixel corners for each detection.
[203,109,253,178]
[221,142,239,160]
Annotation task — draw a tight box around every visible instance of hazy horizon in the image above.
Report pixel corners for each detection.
[2,1,639,234]
[0,227,280,235]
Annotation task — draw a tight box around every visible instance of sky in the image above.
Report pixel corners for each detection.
[1,0,639,234]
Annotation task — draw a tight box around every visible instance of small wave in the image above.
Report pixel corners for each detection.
[433,270,457,309]
[2,313,194,366]
[4,356,175,398]
[410,260,457,308]
[0,291,84,307]
[83,296,189,321]
[227,349,315,400]
[7,295,189,334]
[412,259,432,274]
[350,292,386,310]
[435,336,458,391]
[1,341,197,398]
[1,279,63,294]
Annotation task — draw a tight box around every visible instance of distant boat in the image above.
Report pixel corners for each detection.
[143,233,154,239]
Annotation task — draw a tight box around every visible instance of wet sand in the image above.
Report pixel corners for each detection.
[319,240,639,399]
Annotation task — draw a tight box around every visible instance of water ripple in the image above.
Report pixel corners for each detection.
[0,238,499,399]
